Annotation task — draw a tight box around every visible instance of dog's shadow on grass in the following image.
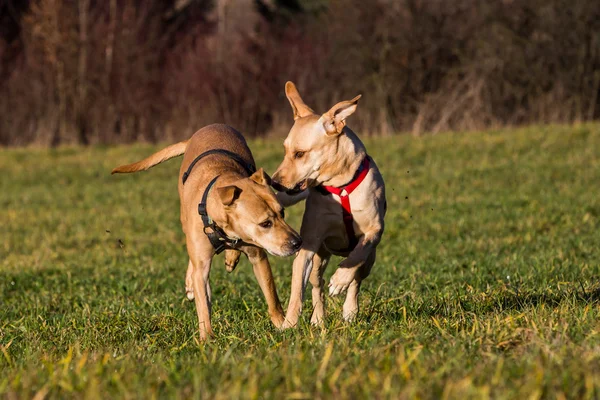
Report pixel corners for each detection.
[365,283,600,323]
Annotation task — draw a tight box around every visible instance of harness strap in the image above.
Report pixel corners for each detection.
[182,149,255,184]
[197,175,240,254]
[183,149,256,254]
[319,156,370,251]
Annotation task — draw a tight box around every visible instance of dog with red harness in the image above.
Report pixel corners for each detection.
[272,82,387,328]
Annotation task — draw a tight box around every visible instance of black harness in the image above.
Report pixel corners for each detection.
[182,149,256,254]
[182,149,255,185]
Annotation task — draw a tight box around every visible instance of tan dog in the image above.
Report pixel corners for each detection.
[272,83,386,328]
[112,124,302,339]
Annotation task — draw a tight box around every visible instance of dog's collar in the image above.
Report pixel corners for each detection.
[317,156,371,251]
[184,149,255,254]
[320,156,370,193]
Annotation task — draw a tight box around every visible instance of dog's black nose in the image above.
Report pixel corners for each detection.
[290,236,303,250]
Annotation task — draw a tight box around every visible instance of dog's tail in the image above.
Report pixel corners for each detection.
[111,140,189,174]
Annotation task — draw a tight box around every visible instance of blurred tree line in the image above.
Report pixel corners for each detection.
[1,0,599,145]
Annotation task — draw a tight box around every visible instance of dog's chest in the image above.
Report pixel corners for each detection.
[313,188,367,215]
[309,189,367,235]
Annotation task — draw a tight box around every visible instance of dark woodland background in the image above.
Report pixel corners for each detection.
[1,0,599,146]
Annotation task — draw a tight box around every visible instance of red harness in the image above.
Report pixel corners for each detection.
[319,156,370,251]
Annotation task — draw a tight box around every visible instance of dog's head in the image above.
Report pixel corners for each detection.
[215,168,302,257]
[271,81,361,193]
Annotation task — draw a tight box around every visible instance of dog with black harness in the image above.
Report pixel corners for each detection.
[112,123,302,340]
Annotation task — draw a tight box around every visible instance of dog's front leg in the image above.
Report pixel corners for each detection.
[191,257,213,340]
[186,258,214,303]
[187,236,215,341]
[329,228,382,296]
[276,190,309,207]
[282,248,316,329]
[245,247,285,328]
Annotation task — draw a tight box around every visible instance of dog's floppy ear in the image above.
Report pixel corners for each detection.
[217,185,242,206]
[322,95,361,136]
[249,167,271,187]
[285,81,315,120]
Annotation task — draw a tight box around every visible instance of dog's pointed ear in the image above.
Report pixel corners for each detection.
[217,185,242,206]
[322,95,361,136]
[285,81,315,120]
[249,168,271,187]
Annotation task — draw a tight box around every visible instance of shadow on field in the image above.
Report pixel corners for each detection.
[0,264,179,309]
[5,264,600,329]
[366,284,600,323]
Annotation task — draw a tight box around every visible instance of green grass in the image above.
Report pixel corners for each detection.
[1,124,600,399]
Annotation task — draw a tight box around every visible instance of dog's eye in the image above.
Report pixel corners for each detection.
[294,151,305,159]
[259,220,273,229]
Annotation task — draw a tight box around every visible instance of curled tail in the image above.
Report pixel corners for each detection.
[111,140,188,174]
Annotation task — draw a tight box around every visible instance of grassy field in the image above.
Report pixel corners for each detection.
[1,124,600,399]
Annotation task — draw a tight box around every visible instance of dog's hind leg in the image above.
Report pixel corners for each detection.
[224,249,241,272]
[309,247,331,326]
[185,259,194,301]
[342,250,375,322]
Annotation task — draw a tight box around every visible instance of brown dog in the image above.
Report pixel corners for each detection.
[112,124,302,339]
[272,82,386,328]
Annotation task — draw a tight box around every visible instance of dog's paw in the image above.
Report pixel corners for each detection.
[225,258,239,273]
[310,312,325,326]
[186,287,195,301]
[343,309,358,322]
[280,319,297,330]
[271,313,286,329]
[328,268,356,296]
[224,249,241,273]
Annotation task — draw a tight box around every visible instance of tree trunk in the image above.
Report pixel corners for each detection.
[77,0,90,145]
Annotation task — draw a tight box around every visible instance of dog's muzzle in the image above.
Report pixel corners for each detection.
[285,235,303,254]
[271,179,306,195]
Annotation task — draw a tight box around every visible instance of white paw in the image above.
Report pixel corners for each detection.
[328,269,355,296]
[343,309,358,322]
[280,319,296,330]
[310,314,324,326]
[186,287,194,301]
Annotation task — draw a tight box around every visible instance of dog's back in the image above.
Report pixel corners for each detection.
[178,124,255,195]
[176,124,259,229]
[181,124,254,172]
